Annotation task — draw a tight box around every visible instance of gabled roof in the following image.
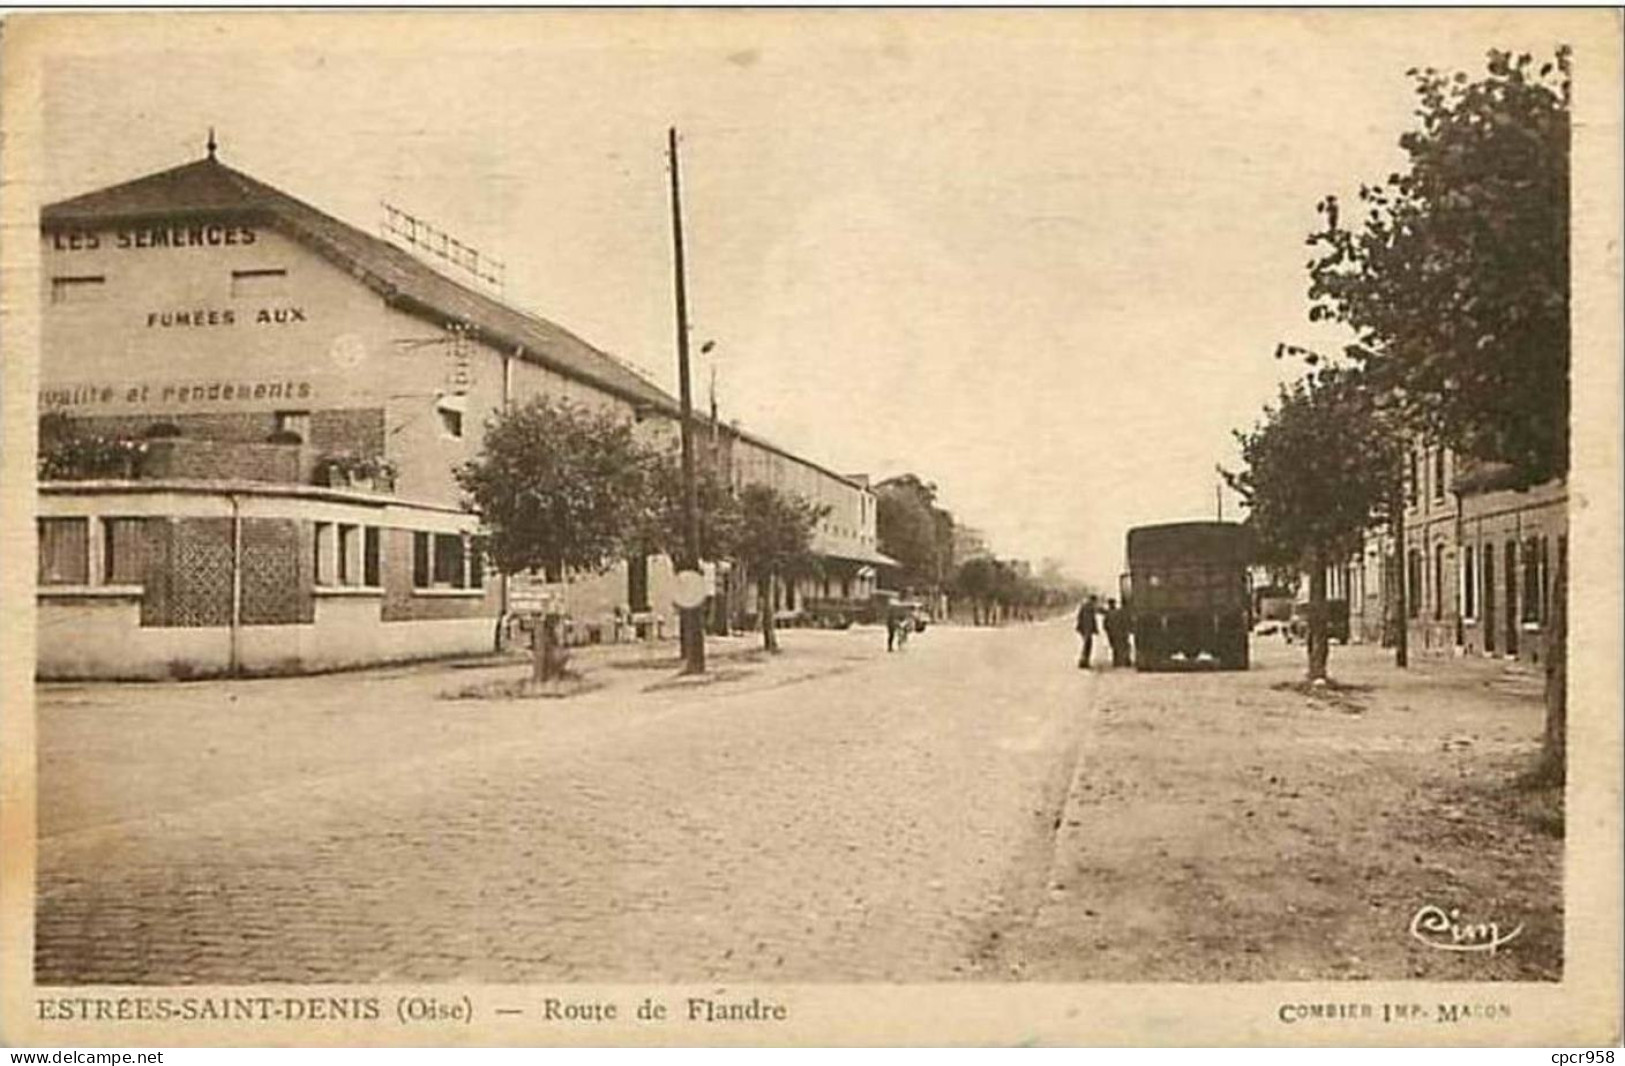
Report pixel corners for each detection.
[42,156,679,415]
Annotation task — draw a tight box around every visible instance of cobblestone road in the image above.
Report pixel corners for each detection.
[37,624,1093,983]
[36,624,1557,985]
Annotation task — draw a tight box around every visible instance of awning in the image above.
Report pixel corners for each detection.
[818,546,902,569]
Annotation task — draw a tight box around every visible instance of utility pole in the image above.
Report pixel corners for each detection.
[668,126,705,674]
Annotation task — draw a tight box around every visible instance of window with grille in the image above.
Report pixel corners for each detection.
[38,518,89,585]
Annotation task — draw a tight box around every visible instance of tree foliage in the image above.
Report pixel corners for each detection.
[1225,366,1403,678]
[734,484,827,583]
[733,484,829,651]
[1227,368,1399,569]
[639,450,745,565]
[875,474,953,590]
[1306,48,1570,486]
[454,397,656,579]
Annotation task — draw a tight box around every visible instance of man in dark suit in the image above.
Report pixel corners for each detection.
[1076,595,1099,669]
[1104,598,1131,667]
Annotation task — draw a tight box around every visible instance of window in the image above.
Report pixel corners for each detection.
[1482,543,1496,653]
[50,275,105,305]
[338,524,362,586]
[1433,448,1446,500]
[102,517,147,585]
[413,530,478,590]
[1406,548,1422,619]
[1540,536,1551,621]
[231,268,287,298]
[413,532,431,588]
[273,410,310,443]
[437,406,464,439]
[627,554,650,612]
[1523,537,1542,623]
[38,518,88,585]
[1407,452,1420,508]
[1433,542,1445,621]
[1463,545,1477,620]
[364,526,382,588]
[433,533,465,588]
[313,522,334,586]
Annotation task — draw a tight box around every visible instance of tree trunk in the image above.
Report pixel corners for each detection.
[531,612,568,683]
[760,575,779,653]
[1307,553,1330,681]
[1538,552,1567,784]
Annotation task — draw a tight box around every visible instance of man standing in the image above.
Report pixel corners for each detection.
[1104,598,1131,667]
[1075,595,1099,669]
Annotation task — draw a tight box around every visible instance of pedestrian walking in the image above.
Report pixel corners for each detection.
[1075,595,1099,669]
[1104,598,1131,667]
[887,604,910,652]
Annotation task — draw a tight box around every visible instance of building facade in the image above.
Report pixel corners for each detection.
[1314,442,1566,667]
[35,152,885,679]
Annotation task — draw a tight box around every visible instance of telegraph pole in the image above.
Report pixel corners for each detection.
[668,126,706,674]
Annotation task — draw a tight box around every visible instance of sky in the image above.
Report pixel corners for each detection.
[31,10,1586,589]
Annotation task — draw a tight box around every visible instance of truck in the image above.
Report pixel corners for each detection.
[1121,521,1252,671]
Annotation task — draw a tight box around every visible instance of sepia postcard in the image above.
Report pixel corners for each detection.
[0,8,1620,1048]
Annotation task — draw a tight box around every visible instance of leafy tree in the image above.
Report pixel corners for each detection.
[954,556,1001,626]
[876,491,941,590]
[733,484,829,652]
[876,474,953,593]
[1306,48,1570,774]
[639,450,745,565]
[1225,367,1401,681]
[455,397,658,681]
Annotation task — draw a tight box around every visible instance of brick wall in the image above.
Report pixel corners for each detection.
[311,409,385,458]
[141,438,302,483]
[51,408,385,461]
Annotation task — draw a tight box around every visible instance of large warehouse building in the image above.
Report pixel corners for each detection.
[36,148,892,679]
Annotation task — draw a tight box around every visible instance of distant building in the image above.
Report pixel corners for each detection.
[34,150,890,678]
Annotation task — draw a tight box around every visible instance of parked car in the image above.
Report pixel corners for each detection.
[897,599,930,632]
